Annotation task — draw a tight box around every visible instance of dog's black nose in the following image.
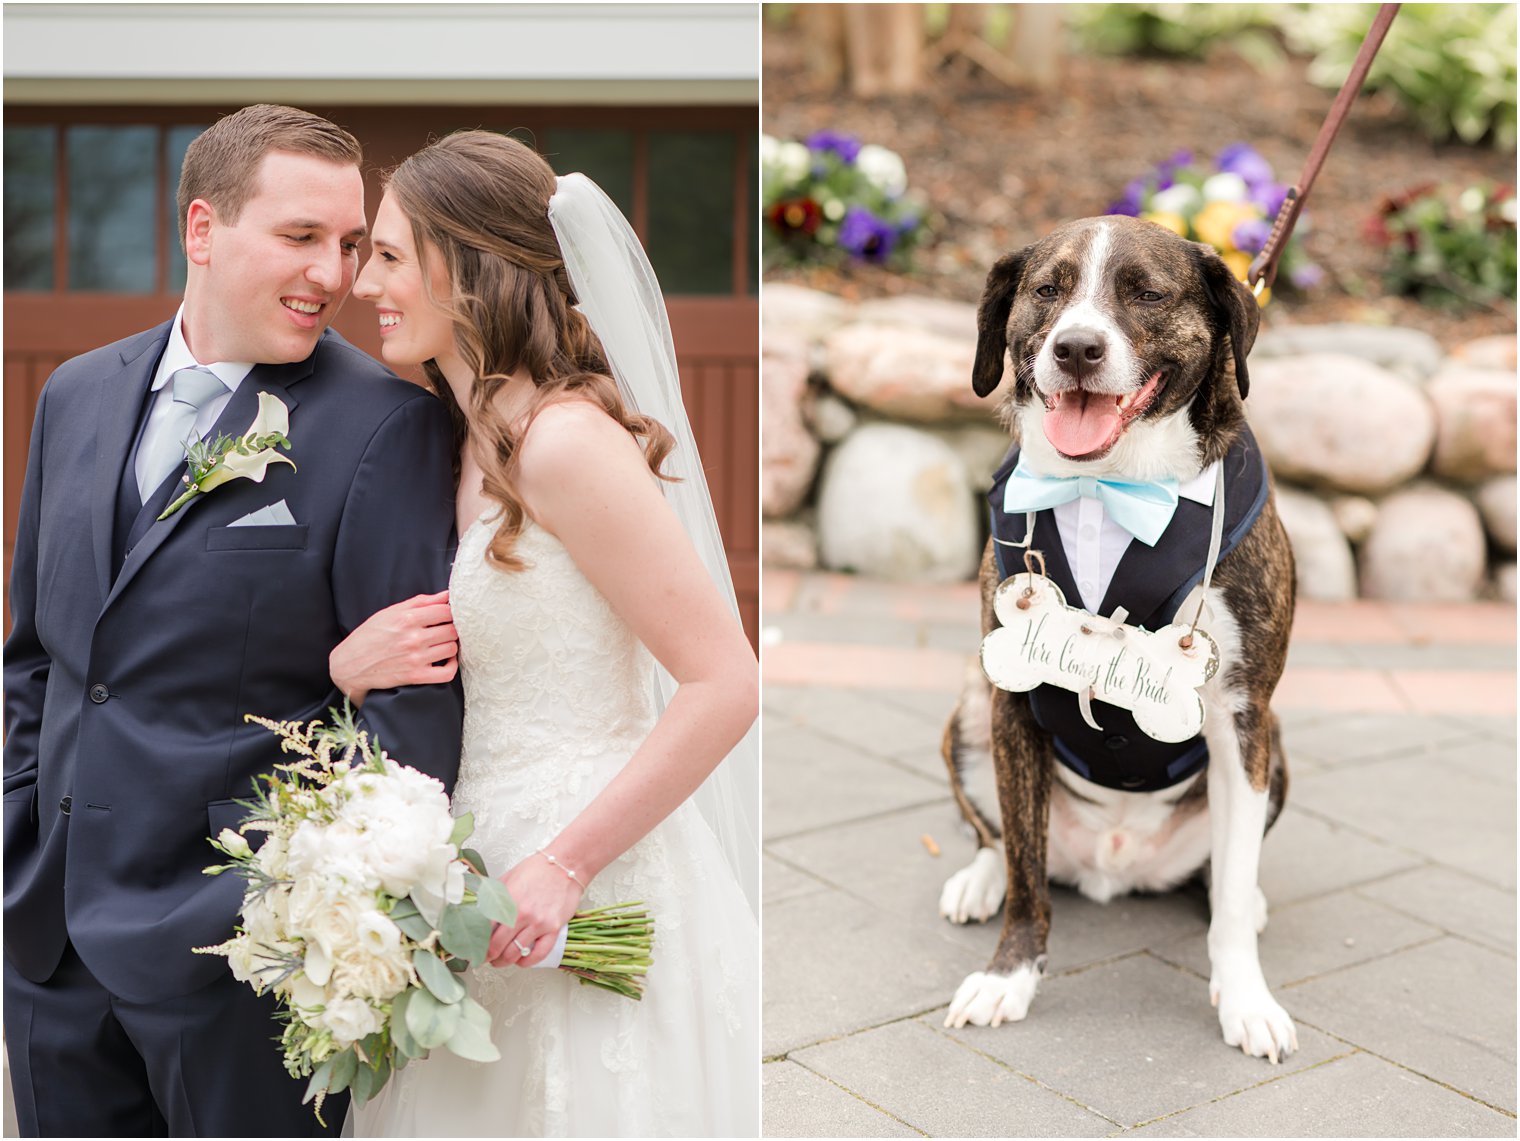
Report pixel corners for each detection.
[1052,326,1107,378]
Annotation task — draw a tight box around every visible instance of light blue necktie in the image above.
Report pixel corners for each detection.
[1002,458,1180,546]
[136,366,228,502]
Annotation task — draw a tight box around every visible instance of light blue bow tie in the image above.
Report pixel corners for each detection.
[1002,459,1180,546]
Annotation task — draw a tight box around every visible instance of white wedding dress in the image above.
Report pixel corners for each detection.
[354,513,759,1137]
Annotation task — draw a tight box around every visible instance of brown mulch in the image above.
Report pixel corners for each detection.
[763,24,1518,351]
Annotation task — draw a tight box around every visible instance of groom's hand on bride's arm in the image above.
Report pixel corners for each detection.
[330,590,458,706]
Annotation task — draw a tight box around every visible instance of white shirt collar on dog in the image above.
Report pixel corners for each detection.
[1056,459,1220,612]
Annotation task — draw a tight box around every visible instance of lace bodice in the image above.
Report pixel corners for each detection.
[450,512,661,795]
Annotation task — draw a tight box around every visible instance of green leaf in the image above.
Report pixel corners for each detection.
[390,900,435,943]
[448,812,474,849]
[328,1048,359,1095]
[413,949,466,1004]
[405,986,462,1050]
[472,875,518,927]
[351,1055,378,1105]
[444,996,502,1063]
[460,847,487,874]
[437,902,492,964]
[388,989,423,1059]
[303,1057,335,1104]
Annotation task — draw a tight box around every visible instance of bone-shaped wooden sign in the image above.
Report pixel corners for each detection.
[980,573,1220,743]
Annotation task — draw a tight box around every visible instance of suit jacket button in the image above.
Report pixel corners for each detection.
[1104,734,1128,750]
[89,683,110,703]
[59,796,72,815]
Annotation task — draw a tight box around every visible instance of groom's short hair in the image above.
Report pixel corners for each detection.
[176,104,363,250]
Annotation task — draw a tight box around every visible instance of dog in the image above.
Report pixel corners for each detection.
[938,215,1297,1062]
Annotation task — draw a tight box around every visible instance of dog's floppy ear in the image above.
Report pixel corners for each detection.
[973,250,1027,398]
[1192,243,1260,400]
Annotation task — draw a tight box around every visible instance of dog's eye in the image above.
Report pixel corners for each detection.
[1136,290,1166,304]
[1033,284,1059,300]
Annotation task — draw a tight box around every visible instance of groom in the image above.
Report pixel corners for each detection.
[3,105,463,1136]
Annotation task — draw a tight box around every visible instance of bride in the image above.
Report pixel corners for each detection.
[327,130,759,1137]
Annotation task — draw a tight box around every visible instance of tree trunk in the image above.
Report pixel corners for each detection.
[844,4,926,97]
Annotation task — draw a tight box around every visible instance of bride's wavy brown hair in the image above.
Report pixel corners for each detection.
[386,130,675,570]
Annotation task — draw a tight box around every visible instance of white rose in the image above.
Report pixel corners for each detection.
[288,971,328,1024]
[256,831,289,880]
[320,996,384,1048]
[857,144,908,196]
[1150,183,1202,216]
[1202,172,1249,203]
[333,947,413,1001]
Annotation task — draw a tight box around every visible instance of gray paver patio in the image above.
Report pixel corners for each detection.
[762,570,1516,1137]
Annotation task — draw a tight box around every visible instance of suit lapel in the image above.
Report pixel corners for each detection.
[1096,498,1211,627]
[102,356,311,613]
[91,323,172,600]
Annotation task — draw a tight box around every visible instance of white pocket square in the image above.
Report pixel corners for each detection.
[228,499,297,527]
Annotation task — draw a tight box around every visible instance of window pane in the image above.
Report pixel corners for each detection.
[648,131,734,295]
[68,125,157,292]
[544,129,634,222]
[4,126,57,290]
[166,125,205,293]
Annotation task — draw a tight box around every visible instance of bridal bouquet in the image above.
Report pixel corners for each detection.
[196,707,654,1119]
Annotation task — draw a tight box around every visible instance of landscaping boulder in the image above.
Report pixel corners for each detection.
[1275,487,1357,601]
[1252,322,1444,383]
[824,323,990,422]
[1476,475,1517,554]
[762,337,820,518]
[1426,364,1517,483]
[1360,484,1487,602]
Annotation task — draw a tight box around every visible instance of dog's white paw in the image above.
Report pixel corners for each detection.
[1211,979,1298,1063]
[939,848,1005,924]
[943,965,1041,1029]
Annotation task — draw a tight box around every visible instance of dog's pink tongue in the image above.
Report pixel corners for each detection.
[1044,392,1122,457]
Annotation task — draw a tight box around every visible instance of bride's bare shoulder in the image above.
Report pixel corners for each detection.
[516,398,646,497]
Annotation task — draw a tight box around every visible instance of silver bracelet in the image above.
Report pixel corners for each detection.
[538,849,583,885]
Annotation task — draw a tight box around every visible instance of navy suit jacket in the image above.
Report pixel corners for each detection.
[3,321,464,1004]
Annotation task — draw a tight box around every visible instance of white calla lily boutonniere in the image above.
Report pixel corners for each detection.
[158,391,296,520]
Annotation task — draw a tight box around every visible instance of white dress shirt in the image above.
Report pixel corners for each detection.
[1054,461,1221,612]
[134,304,255,496]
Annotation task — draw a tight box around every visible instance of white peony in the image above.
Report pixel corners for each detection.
[319,996,383,1047]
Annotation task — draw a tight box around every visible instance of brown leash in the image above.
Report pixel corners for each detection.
[1248,3,1401,295]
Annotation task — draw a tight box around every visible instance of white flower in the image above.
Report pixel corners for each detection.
[287,971,328,1022]
[224,934,261,985]
[355,909,403,958]
[256,832,289,880]
[1150,183,1202,216]
[822,198,846,221]
[320,996,384,1047]
[777,140,810,184]
[332,946,413,1001]
[1202,172,1249,203]
[857,144,908,196]
[217,828,252,860]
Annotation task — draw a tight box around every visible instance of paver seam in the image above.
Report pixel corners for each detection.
[766,710,954,790]
[776,1055,931,1138]
[761,793,957,846]
[1347,884,1519,961]
[1283,802,1516,895]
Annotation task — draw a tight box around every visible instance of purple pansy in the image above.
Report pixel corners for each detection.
[838,205,897,262]
[806,130,862,165]
[1232,218,1273,255]
[1288,263,1324,289]
[1108,178,1148,217]
[1216,142,1276,190]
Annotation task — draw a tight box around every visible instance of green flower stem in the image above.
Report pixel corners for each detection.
[157,485,200,521]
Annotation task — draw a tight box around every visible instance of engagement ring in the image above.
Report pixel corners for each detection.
[515,940,531,957]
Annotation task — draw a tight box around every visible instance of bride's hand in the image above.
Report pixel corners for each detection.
[486,855,585,969]
[329,591,458,706]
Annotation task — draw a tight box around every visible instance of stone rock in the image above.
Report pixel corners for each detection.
[1329,494,1379,544]
[824,323,992,422]
[760,284,855,348]
[1496,562,1517,603]
[806,390,858,444]
[762,519,819,571]
[926,423,1015,494]
[1450,334,1517,372]
[1476,475,1517,553]
[1246,354,1435,494]
[854,295,978,343]
[1359,484,1487,602]
[816,423,981,582]
[762,337,821,518]
[1426,365,1517,483]
[1253,322,1444,383]
[1274,487,1358,601]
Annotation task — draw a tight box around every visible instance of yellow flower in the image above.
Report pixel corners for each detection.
[1141,211,1188,237]
[1193,201,1260,252]
[1221,250,1252,282]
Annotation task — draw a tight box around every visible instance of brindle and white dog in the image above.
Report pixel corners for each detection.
[939,215,1298,1062]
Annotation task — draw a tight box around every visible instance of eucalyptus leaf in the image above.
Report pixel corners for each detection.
[405,985,463,1050]
[448,812,475,849]
[303,1057,335,1104]
[351,1056,378,1105]
[328,1048,359,1095]
[444,996,502,1063]
[389,990,422,1060]
[413,949,466,1004]
[472,875,518,927]
[437,903,492,964]
[460,847,486,874]
[393,909,435,943]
